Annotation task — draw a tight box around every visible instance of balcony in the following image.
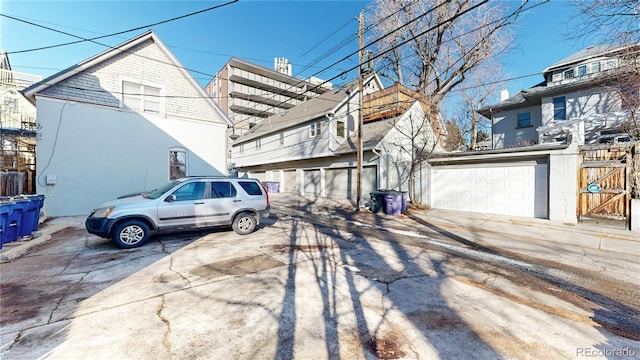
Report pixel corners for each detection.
[0,113,38,137]
[0,69,43,88]
[363,83,418,122]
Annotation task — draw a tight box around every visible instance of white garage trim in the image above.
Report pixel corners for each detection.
[431,160,548,219]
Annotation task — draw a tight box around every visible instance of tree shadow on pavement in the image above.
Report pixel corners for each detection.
[272,198,501,359]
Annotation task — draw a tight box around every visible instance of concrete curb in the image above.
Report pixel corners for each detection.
[0,223,69,263]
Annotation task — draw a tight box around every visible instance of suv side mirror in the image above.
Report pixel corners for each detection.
[165,194,176,202]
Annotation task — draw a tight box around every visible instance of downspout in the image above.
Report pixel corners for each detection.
[326,113,334,151]
[372,147,382,190]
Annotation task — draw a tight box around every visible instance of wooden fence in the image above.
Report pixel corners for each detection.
[1,171,25,196]
[578,143,637,228]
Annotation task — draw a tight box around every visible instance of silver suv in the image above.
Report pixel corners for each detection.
[85,176,270,248]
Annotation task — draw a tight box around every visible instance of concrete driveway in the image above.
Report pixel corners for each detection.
[1,199,639,359]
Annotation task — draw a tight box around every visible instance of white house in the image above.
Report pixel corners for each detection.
[22,31,231,216]
[479,44,639,148]
[231,77,445,204]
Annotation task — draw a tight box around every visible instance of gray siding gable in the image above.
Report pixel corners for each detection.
[23,31,230,125]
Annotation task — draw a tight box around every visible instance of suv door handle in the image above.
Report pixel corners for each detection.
[194,201,205,205]
[233,200,242,202]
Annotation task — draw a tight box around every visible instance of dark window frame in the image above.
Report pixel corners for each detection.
[553,96,566,120]
[517,112,532,128]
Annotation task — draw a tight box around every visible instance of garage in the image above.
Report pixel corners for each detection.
[431,160,548,218]
[303,169,321,196]
[325,166,377,200]
[282,170,297,193]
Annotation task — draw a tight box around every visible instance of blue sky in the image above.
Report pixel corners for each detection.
[1,0,593,104]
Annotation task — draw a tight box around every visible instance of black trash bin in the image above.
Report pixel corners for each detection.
[369,191,386,213]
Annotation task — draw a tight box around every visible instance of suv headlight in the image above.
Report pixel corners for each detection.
[92,206,114,218]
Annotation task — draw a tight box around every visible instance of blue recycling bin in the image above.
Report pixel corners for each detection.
[32,195,45,231]
[5,198,28,243]
[383,191,402,216]
[1,200,15,248]
[23,195,44,234]
[16,195,44,237]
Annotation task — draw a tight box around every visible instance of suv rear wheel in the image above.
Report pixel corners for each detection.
[232,212,256,235]
[112,220,150,248]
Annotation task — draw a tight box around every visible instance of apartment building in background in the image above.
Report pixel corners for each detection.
[205,57,332,138]
[0,50,42,194]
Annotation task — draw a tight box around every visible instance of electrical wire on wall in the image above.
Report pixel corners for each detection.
[37,101,70,187]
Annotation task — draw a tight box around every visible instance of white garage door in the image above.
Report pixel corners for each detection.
[326,167,377,200]
[303,169,321,196]
[282,170,297,193]
[431,161,548,218]
[326,168,354,199]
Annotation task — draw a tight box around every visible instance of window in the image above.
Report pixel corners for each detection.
[171,181,205,201]
[310,121,322,138]
[563,69,574,79]
[336,120,346,138]
[169,149,186,180]
[239,144,244,154]
[553,96,566,120]
[279,132,285,146]
[604,58,618,70]
[238,181,264,196]
[590,61,601,74]
[517,112,531,127]
[211,181,237,198]
[577,65,587,77]
[255,139,261,150]
[122,81,162,113]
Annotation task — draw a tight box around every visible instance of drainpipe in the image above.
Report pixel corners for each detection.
[326,113,334,151]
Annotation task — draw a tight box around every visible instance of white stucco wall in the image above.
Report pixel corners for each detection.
[548,145,580,224]
[491,105,542,148]
[36,98,228,216]
[540,88,621,125]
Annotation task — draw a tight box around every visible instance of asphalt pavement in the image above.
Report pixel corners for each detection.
[2,194,639,287]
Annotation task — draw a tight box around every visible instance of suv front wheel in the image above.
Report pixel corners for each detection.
[232,212,256,235]
[112,220,150,249]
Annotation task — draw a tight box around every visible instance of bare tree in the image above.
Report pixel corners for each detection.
[444,119,464,151]
[570,1,640,200]
[570,0,639,45]
[570,1,639,140]
[456,60,505,150]
[368,0,524,108]
[379,102,443,203]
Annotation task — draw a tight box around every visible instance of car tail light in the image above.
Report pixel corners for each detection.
[260,182,269,204]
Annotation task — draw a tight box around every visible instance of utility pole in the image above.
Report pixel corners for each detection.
[356,10,364,209]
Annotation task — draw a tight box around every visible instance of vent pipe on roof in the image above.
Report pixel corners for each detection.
[500,89,509,101]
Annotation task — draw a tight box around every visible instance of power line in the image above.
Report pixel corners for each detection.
[225,0,453,124]
[1,0,239,55]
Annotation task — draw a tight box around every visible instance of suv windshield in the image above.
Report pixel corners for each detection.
[147,180,181,199]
